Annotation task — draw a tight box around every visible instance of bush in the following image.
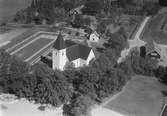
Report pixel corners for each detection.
[153,66,167,85]
[63,95,93,116]
[120,48,158,76]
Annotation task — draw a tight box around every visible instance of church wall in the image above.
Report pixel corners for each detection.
[86,50,95,65]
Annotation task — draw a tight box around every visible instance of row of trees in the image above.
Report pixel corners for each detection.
[13,0,161,25]
[81,0,161,16]
[154,66,167,85]
[13,0,87,24]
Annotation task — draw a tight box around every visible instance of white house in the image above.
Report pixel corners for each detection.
[52,33,95,70]
[88,31,100,42]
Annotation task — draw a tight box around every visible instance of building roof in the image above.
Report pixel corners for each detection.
[66,44,91,61]
[53,33,66,50]
[93,31,100,37]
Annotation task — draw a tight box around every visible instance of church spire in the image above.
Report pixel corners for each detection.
[53,32,66,50]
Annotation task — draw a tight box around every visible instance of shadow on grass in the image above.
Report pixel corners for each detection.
[1,104,8,110]
[38,106,46,111]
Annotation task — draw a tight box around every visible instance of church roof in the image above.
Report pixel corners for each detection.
[66,44,91,61]
[53,33,66,50]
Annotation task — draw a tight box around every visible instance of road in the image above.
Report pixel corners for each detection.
[134,17,150,40]
[117,16,150,63]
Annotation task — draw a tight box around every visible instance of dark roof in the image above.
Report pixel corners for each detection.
[53,33,66,50]
[81,39,89,46]
[66,44,91,61]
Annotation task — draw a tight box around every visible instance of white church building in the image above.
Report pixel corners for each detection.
[51,33,96,70]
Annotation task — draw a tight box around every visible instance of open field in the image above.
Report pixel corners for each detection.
[142,12,167,46]
[0,27,12,34]
[12,37,54,63]
[0,0,31,22]
[0,28,60,64]
[6,33,57,64]
[104,75,167,116]
[0,94,63,116]
[0,28,28,47]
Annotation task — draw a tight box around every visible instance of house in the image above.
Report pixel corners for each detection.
[52,33,95,70]
[136,38,167,66]
[88,31,100,42]
[84,28,100,42]
[69,5,84,16]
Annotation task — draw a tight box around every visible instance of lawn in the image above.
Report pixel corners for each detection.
[141,11,167,46]
[0,0,31,22]
[0,95,63,116]
[104,75,167,116]
[0,27,12,34]
[0,28,28,47]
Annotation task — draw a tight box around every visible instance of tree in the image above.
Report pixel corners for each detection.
[122,49,158,76]
[32,63,73,106]
[83,17,91,26]
[153,66,167,85]
[90,53,113,71]
[64,61,75,70]
[82,0,102,15]
[72,14,83,28]
[103,32,127,52]
[63,95,93,116]
[104,48,120,66]
[71,66,102,101]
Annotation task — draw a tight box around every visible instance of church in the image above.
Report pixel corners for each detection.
[43,33,96,71]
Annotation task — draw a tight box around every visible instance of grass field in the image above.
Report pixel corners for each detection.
[142,12,167,46]
[7,33,56,64]
[104,75,167,116]
[0,0,31,22]
[14,38,53,61]
[0,28,28,46]
[0,27,12,34]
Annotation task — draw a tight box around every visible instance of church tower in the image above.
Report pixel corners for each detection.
[52,33,67,70]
